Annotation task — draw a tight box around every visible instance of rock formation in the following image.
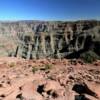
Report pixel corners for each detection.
[0,20,100,59]
[0,57,100,100]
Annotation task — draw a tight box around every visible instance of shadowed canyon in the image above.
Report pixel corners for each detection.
[0,20,100,100]
[0,20,100,59]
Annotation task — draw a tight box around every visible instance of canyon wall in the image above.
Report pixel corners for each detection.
[0,20,100,59]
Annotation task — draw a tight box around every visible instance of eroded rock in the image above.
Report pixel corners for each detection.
[0,20,100,59]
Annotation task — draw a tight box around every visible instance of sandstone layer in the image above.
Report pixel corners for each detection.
[0,20,100,59]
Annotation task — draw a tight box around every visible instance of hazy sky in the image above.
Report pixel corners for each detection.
[0,0,100,21]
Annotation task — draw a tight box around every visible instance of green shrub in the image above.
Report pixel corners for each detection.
[9,62,16,67]
[44,64,52,70]
[32,67,38,73]
[80,50,100,63]
[40,64,52,71]
[32,64,52,73]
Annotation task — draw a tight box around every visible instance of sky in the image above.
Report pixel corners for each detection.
[0,0,100,21]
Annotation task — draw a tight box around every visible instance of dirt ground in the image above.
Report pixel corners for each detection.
[0,57,100,100]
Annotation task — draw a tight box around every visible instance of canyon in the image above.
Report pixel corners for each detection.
[0,20,100,100]
[0,20,100,59]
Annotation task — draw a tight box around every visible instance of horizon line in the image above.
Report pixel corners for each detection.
[0,19,99,22]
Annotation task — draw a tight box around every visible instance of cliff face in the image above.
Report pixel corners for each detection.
[0,20,100,59]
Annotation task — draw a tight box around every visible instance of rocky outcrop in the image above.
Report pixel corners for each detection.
[0,20,100,59]
[0,57,100,100]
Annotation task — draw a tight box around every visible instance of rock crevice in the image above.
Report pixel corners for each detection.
[0,20,100,59]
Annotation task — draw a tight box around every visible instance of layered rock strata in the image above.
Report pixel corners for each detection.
[0,20,100,59]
